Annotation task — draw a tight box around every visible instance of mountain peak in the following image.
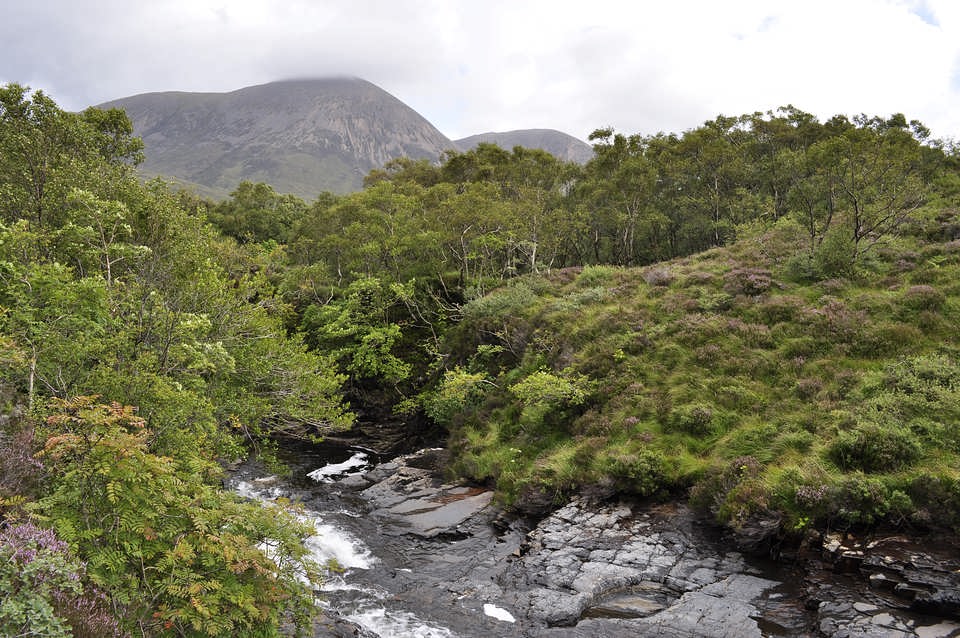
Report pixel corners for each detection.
[99,78,455,198]
[98,79,593,199]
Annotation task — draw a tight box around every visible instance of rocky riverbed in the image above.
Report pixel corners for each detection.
[231,445,960,637]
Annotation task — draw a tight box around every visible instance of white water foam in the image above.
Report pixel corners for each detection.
[235,468,458,638]
[307,451,370,482]
[304,521,375,570]
[483,603,516,623]
[234,478,286,501]
[347,606,456,638]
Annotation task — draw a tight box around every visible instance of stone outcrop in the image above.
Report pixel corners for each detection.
[807,533,960,638]
[274,448,960,638]
[499,499,809,636]
[359,449,494,538]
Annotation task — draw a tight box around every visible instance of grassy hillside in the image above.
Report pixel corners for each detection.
[435,209,960,536]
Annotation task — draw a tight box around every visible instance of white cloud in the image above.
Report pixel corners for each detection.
[3,0,960,141]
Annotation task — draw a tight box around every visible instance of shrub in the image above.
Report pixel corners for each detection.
[575,264,619,288]
[601,448,671,497]
[901,284,945,312]
[723,267,773,296]
[755,295,805,324]
[510,370,589,433]
[511,370,587,408]
[461,280,538,323]
[0,422,43,510]
[424,367,491,425]
[905,473,960,529]
[795,377,824,400]
[642,267,675,287]
[36,396,320,636]
[697,291,734,312]
[830,476,914,527]
[682,271,716,287]
[852,322,923,358]
[689,456,765,525]
[827,422,922,473]
[0,522,123,638]
[726,318,773,348]
[813,230,857,278]
[804,298,867,344]
[779,336,820,359]
[551,286,611,311]
[668,402,716,436]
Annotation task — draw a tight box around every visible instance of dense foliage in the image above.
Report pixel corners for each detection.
[3,80,960,633]
[0,84,349,636]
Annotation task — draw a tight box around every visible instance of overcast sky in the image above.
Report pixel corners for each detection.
[4,0,960,142]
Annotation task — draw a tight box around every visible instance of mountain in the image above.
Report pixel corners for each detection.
[98,77,455,199]
[98,78,597,200]
[454,129,593,164]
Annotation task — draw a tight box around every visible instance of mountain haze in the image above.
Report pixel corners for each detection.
[99,77,454,199]
[455,129,593,164]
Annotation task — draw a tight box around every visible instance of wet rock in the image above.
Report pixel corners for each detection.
[501,499,801,635]
[260,444,960,638]
[358,449,495,538]
[808,533,960,637]
[308,612,379,638]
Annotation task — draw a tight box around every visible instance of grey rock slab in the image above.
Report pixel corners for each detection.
[915,621,960,637]
[392,491,494,537]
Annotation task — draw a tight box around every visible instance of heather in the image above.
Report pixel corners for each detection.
[3,81,960,634]
[437,212,960,536]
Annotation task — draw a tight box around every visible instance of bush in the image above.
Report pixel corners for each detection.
[813,231,857,278]
[804,298,867,344]
[689,456,766,526]
[900,284,946,312]
[827,422,922,473]
[795,377,824,400]
[723,267,773,296]
[0,522,123,638]
[755,295,805,324]
[424,367,490,425]
[852,322,923,358]
[905,473,960,529]
[36,397,320,636]
[668,402,716,436]
[830,476,913,527]
[0,421,42,509]
[642,267,675,287]
[575,265,619,288]
[601,448,671,497]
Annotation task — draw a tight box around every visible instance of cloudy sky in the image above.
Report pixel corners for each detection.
[4,0,960,142]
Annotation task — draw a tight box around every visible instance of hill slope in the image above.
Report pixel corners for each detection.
[438,211,960,534]
[455,129,593,164]
[98,77,455,199]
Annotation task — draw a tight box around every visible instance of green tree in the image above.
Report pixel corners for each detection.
[35,396,321,637]
[0,83,141,230]
[208,181,308,244]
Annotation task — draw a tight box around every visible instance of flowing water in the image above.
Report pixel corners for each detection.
[229,442,960,638]
[230,443,461,637]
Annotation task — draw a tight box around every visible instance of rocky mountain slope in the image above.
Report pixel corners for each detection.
[99,78,594,200]
[98,77,454,199]
[455,129,593,164]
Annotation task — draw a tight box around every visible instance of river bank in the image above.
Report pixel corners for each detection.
[230,443,960,637]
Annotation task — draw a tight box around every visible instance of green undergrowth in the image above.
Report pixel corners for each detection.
[434,211,960,534]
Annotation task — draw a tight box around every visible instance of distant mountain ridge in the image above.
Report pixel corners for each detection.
[454,129,593,164]
[97,78,594,200]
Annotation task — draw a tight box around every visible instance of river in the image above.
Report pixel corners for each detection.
[229,442,960,638]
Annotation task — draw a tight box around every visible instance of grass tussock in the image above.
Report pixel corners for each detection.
[438,211,960,535]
